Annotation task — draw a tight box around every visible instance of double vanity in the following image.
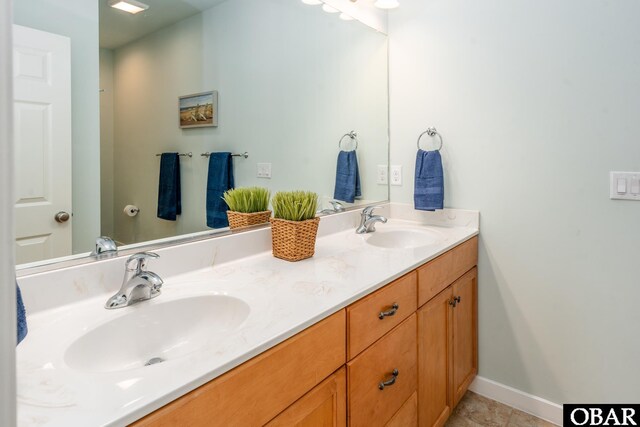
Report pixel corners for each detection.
[16,204,479,426]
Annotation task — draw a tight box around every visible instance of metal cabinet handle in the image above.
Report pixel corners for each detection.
[455,296,461,303]
[54,211,70,223]
[379,369,399,390]
[449,299,457,308]
[378,303,399,320]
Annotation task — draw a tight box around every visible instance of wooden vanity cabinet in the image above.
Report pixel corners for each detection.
[417,267,478,427]
[131,237,478,427]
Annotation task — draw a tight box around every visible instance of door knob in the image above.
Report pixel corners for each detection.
[55,211,70,223]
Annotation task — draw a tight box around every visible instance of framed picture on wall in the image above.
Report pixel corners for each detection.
[179,91,218,128]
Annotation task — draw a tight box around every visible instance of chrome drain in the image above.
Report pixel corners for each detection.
[144,357,165,366]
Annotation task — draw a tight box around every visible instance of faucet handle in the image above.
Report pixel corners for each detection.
[329,201,345,212]
[362,205,383,216]
[126,252,160,273]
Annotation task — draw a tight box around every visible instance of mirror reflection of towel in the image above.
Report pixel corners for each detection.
[157,153,182,221]
[17,283,27,345]
[414,149,444,211]
[206,152,234,228]
[333,151,361,203]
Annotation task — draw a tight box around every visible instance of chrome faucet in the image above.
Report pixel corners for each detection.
[91,236,117,258]
[318,200,345,215]
[356,205,388,234]
[105,252,163,309]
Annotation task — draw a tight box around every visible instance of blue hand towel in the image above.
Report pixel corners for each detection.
[157,153,182,221]
[414,149,444,211]
[17,283,27,345]
[206,152,234,228]
[333,150,361,203]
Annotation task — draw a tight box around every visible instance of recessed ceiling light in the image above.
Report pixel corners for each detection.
[339,13,354,21]
[301,0,323,4]
[322,4,339,13]
[374,0,400,9]
[108,0,149,14]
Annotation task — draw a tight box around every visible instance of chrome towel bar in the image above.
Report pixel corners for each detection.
[201,152,249,159]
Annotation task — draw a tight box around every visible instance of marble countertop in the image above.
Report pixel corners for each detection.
[17,209,478,427]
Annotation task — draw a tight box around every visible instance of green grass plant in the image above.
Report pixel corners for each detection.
[272,191,318,221]
[222,187,270,213]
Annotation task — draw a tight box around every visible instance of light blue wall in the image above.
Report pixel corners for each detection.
[389,0,640,403]
[14,0,100,254]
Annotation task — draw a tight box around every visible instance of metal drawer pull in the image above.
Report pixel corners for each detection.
[378,303,399,320]
[379,369,399,390]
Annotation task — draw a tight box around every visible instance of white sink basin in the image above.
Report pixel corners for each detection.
[364,227,444,249]
[64,295,250,373]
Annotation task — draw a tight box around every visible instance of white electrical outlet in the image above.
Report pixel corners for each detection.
[390,165,402,186]
[257,163,272,179]
[377,165,388,184]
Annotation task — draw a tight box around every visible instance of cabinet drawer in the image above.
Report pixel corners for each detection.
[131,310,346,427]
[347,271,417,359]
[418,236,478,307]
[347,314,417,427]
[386,392,418,427]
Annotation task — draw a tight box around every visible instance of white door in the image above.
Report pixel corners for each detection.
[13,25,72,264]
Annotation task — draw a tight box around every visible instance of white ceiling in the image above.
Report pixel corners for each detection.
[100,0,228,49]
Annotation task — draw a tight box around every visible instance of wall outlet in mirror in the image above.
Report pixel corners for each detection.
[257,163,272,179]
[377,165,388,184]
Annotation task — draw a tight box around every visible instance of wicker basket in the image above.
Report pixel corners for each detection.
[227,210,272,230]
[270,217,321,262]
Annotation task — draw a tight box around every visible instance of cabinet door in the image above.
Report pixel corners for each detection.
[451,268,478,407]
[417,287,453,427]
[266,367,346,427]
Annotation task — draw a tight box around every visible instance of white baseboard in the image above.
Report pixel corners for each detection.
[469,376,563,426]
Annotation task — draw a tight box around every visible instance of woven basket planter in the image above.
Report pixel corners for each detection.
[227,210,272,230]
[269,217,321,262]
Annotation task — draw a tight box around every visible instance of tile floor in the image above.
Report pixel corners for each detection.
[445,391,557,427]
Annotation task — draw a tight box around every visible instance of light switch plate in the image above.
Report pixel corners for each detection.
[610,172,640,200]
[390,165,402,186]
[257,163,272,179]
[377,165,388,185]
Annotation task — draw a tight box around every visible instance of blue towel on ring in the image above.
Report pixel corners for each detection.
[157,153,182,221]
[333,150,361,203]
[206,152,234,228]
[414,149,444,211]
[17,283,27,345]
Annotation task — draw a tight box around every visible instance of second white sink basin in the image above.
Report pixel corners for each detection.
[64,295,250,373]
[364,227,444,249]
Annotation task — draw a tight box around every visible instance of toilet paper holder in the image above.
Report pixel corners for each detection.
[124,205,140,217]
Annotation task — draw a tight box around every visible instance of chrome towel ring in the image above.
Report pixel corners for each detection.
[417,127,443,151]
[338,131,358,151]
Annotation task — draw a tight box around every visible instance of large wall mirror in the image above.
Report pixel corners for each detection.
[12,0,389,269]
